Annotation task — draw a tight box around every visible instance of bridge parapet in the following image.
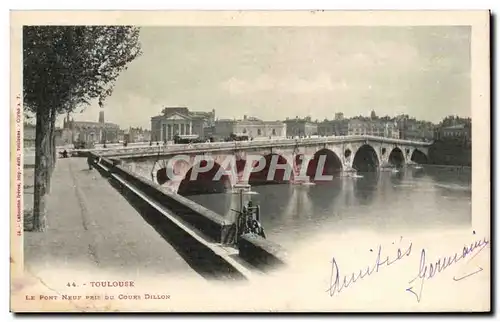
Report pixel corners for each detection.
[92,135,432,158]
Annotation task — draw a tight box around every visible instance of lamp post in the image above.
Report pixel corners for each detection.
[99,100,107,148]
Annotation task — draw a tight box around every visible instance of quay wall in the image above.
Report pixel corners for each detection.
[94,154,288,276]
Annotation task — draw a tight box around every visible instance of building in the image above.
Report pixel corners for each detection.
[396,115,435,141]
[23,123,36,148]
[124,127,152,143]
[61,107,120,146]
[283,117,318,138]
[396,115,421,140]
[23,123,71,148]
[347,118,399,138]
[416,122,435,142]
[348,118,370,136]
[435,123,471,145]
[385,121,400,139]
[117,129,125,143]
[315,112,349,137]
[203,125,216,140]
[150,107,215,142]
[441,124,470,138]
[317,119,349,136]
[213,115,286,141]
[334,112,345,120]
[398,118,419,140]
[430,121,471,166]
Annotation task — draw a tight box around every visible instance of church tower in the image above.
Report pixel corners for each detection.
[98,110,105,124]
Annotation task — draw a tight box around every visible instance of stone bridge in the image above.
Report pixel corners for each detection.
[96,135,431,195]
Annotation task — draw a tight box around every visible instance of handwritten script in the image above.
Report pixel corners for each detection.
[326,233,489,303]
[326,236,412,297]
[406,235,489,303]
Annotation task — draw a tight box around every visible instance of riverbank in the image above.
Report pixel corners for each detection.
[422,163,471,173]
[428,139,472,167]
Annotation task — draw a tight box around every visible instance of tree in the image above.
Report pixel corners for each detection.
[23,26,142,231]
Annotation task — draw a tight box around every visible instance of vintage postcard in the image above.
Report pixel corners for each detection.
[10,10,490,312]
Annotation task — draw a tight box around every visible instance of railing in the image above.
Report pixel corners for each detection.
[83,135,432,158]
[93,141,162,149]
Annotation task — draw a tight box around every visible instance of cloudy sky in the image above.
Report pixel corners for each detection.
[62,26,471,128]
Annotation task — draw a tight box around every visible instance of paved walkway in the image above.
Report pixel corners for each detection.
[24,158,200,279]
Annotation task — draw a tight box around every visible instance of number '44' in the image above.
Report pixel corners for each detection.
[67,282,77,287]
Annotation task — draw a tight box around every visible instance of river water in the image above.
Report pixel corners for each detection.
[187,166,472,249]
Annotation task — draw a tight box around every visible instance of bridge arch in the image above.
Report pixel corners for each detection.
[294,154,305,174]
[156,158,191,185]
[411,149,429,164]
[306,148,343,182]
[235,158,246,173]
[178,160,232,196]
[156,167,169,185]
[388,147,405,168]
[249,153,294,185]
[352,144,380,172]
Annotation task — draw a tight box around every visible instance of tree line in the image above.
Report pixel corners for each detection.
[23,26,142,231]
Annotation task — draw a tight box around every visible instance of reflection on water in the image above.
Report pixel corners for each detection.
[353,172,380,205]
[187,166,472,248]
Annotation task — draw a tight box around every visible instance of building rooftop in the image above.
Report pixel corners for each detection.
[72,121,119,128]
[283,118,315,123]
[154,107,215,120]
[161,107,189,115]
[443,124,467,130]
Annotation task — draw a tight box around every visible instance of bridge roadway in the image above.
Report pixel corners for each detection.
[92,135,432,159]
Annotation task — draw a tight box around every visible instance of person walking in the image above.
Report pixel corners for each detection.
[87,154,94,170]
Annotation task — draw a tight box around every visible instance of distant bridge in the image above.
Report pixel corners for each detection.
[94,135,432,195]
